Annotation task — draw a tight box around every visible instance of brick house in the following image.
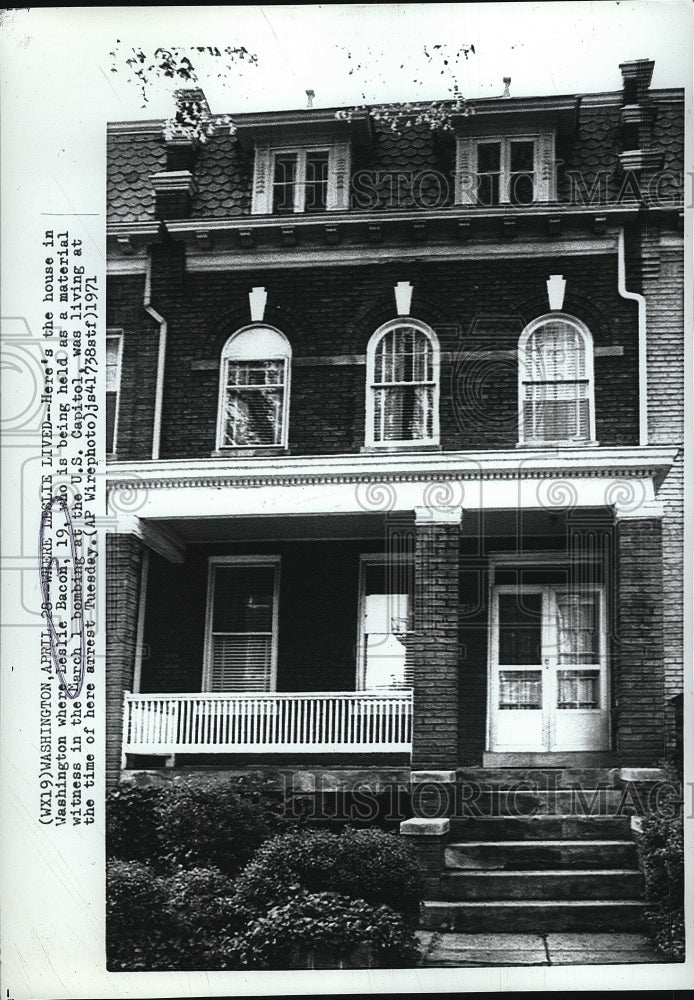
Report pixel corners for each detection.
[106,59,684,930]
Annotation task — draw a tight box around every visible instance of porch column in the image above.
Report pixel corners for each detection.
[614,513,666,765]
[410,505,462,773]
[106,532,145,786]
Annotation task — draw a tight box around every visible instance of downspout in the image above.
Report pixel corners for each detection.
[144,251,167,460]
[617,227,648,446]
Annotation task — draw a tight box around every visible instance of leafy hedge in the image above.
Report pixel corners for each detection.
[107,858,243,971]
[637,813,685,962]
[106,777,290,875]
[230,891,419,969]
[231,826,423,921]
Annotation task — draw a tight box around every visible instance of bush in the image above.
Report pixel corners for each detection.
[232,826,423,920]
[637,813,685,961]
[106,858,170,939]
[106,778,287,875]
[107,860,244,971]
[231,891,419,969]
[106,784,165,864]
[155,778,275,875]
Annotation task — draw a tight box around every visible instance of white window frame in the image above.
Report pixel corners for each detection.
[203,555,281,693]
[356,553,414,691]
[518,313,597,447]
[106,329,123,455]
[252,142,351,215]
[456,132,555,205]
[215,324,291,451]
[365,318,441,449]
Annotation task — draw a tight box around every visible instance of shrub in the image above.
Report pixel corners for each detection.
[106,858,170,939]
[637,813,685,961]
[165,865,239,934]
[106,784,165,864]
[155,778,275,875]
[232,891,419,969]
[107,860,244,971]
[232,826,422,919]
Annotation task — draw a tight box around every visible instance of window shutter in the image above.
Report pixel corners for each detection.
[251,145,271,214]
[328,142,351,210]
[536,132,555,201]
[455,137,476,204]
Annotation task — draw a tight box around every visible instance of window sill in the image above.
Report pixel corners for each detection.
[361,443,442,454]
[515,440,600,449]
[211,447,290,458]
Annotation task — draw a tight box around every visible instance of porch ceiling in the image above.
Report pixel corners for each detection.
[141,507,574,545]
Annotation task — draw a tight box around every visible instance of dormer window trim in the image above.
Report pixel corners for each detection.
[252,141,351,215]
[456,132,556,206]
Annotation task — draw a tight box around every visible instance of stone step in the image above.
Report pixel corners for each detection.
[440,868,643,901]
[456,768,620,789]
[420,899,645,933]
[449,815,634,841]
[445,839,637,870]
[450,788,635,816]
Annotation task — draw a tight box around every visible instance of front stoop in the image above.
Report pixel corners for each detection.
[410,768,655,934]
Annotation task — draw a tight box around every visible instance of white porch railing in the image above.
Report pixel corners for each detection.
[122,691,413,756]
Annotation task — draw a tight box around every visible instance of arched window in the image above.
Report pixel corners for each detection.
[519,314,595,445]
[366,319,440,446]
[216,325,291,449]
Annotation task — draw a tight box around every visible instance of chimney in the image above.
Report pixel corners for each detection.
[306,89,315,109]
[502,77,511,98]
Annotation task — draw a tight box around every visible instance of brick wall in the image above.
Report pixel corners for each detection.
[109,251,640,461]
[106,533,143,786]
[643,241,684,720]
[614,517,666,764]
[410,517,460,770]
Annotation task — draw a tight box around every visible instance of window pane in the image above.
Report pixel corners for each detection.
[523,383,590,441]
[498,593,542,664]
[223,387,284,446]
[374,385,432,441]
[556,592,600,664]
[106,393,117,453]
[557,669,599,709]
[499,670,542,709]
[305,151,329,212]
[227,360,284,387]
[273,154,297,213]
[478,143,501,171]
[212,565,275,633]
[527,322,586,380]
[510,141,534,172]
[477,172,499,206]
[509,172,534,205]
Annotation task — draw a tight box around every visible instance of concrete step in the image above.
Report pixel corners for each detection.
[440,868,643,901]
[451,787,634,816]
[449,815,634,841]
[445,839,637,870]
[420,899,645,933]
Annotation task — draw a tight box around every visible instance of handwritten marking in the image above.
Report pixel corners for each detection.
[38,496,85,700]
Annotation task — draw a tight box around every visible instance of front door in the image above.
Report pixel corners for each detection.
[489,585,608,752]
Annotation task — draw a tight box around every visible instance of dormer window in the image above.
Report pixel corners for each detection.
[216,325,291,450]
[252,143,350,215]
[456,133,555,206]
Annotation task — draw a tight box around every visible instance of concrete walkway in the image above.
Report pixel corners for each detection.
[416,931,669,967]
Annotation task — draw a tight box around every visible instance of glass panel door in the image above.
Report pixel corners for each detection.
[360,560,412,690]
[489,584,608,752]
[490,589,545,751]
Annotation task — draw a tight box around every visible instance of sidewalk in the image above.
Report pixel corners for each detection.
[416,931,669,967]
